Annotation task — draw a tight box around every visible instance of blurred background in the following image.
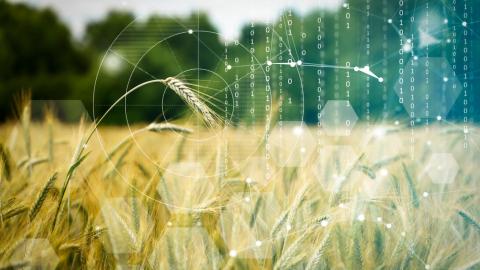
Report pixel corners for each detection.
[0,0,478,125]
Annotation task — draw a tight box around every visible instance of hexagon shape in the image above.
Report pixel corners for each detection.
[95,197,151,255]
[425,153,459,184]
[157,162,215,212]
[319,100,358,136]
[148,227,222,269]
[268,121,316,167]
[7,238,59,270]
[219,192,282,259]
[394,57,462,119]
[314,145,360,192]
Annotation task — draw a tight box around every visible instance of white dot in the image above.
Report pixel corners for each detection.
[427,140,432,146]
[167,221,172,226]
[343,3,348,8]
[286,224,292,231]
[443,77,448,82]
[353,66,359,71]
[364,65,370,71]
[376,217,383,222]
[401,232,406,237]
[267,60,273,66]
[464,128,469,134]
[244,197,251,202]
[357,214,366,222]
[423,192,429,198]
[373,127,386,138]
[387,19,392,24]
[255,240,262,247]
[300,147,306,153]
[296,60,303,66]
[462,21,467,27]
[320,220,329,227]
[293,126,303,136]
[229,250,237,257]
[83,144,88,148]
[425,264,431,269]
[380,168,389,177]
[403,43,412,52]
[394,120,400,125]
[447,38,452,43]
[188,29,193,34]
[246,177,252,184]
[386,223,393,229]
[378,77,384,83]
[444,19,448,24]
[289,61,296,67]
[436,115,442,121]
[407,38,412,43]
[227,65,232,70]
[339,203,346,208]
[413,55,419,60]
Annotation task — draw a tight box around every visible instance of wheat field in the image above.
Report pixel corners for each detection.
[0,100,479,270]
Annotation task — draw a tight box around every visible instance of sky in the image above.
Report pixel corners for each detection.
[10,0,342,40]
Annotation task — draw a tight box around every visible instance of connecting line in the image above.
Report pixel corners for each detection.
[354,65,384,82]
[228,59,384,82]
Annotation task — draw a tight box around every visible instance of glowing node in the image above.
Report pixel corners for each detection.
[436,115,442,121]
[380,168,389,177]
[296,60,303,66]
[339,203,346,208]
[300,147,306,153]
[266,60,273,66]
[286,224,292,231]
[386,223,393,229]
[444,19,448,24]
[462,21,467,27]
[403,43,412,52]
[244,197,251,202]
[293,126,303,136]
[413,55,419,60]
[227,65,232,70]
[407,38,412,43]
[255,240,262,247]
[289,61,296,68]
[423,192,429,198]
[427,140,432,146]
[229,250,238,257]
[401,232,406,237]
[353,66,359,72]
[246,177,253,184]
[425,265,431,270]
[387,19,392,24]
[187,29,193,34]
[443,77,448,82]
[167,221,172,226]
[343,3,348,8]
[464,128,469,134]
[447,38,452,43]
[357,214,366,222]
[376,217,382,222]
[378,77,384,83]
[373,127,386,138]
[364,65,370,71]
[320,220,329,227]
[394,120,400,125]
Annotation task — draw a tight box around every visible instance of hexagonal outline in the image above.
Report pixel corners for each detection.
[393,57,462,119]
[319,100,359,136]
[425,153,459,184]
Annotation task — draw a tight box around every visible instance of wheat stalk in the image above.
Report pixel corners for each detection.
[163,77,219,128]
[29,172,58,221]
[146,122,193,133]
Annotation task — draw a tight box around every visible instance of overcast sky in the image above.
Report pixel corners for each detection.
[10,0,342,40]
